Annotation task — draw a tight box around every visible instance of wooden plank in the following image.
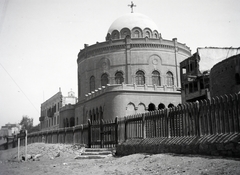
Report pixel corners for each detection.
[235,93,240,132]
[229,94,234,133]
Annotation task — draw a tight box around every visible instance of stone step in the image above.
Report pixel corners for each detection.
[74,154,111,159]
[84,148,113,152]
[81,151,112,155]
[74,147,115,159]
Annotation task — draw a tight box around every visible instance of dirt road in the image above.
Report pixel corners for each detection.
[0,143,240,175]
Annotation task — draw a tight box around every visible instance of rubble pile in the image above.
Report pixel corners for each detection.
[3,143,86,162]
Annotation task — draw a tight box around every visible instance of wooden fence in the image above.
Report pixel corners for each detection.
[4,93,240,149]
[121,93,240,139]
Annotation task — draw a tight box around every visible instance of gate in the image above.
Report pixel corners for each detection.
[88,118,118,148]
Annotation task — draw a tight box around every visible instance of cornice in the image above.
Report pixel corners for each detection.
[77,38,191,63]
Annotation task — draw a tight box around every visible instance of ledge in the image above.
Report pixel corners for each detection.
[116,133,240,158]
[84,83,180,100]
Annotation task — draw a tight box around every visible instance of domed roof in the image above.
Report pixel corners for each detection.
[107,13,159,34]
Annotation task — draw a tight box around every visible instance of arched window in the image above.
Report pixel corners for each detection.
[134,30,140,38]
[101,73,109,86]
[120,28,131,39]
[90,76,95,92]
[115,72,124,84]
[146,31,150,38]
[152,70,161,86]
[66,118,69,127]
[123,31,128,38]
[166,72,174,86]
[148,103,156,111]
[112,30,119,40]
[158,103,165,110]
[168,103,174,108]
[136,70,145,85]
[70,117,75,127]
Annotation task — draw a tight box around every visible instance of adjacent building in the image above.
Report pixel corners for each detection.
[39,89,77,130]
[180,47,240,103]
[0,123,21,139]
[75,12,191,125]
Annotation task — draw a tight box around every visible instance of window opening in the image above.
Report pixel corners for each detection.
[148,103,156,111]
[166,72,174,86]
[152,70,161,86]
[101,73,109,86]
[90,76,95,92]
[115,72,124,84]
[136,71,145,85]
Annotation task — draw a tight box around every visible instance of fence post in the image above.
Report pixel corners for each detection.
[57,129,59,143]
[100,119,104,148]
[235,93,240,132]
[115,117,118,146]
[88,119,91,148]
[51,130,53,143]
[164,108,169,138]
[229,94,234,133]
[142,113,146,139]
[25,130,27,161]
[18,138,20,161]
[80,124,83,144]
[124,116,127,141]
[168,108,172,138]
[73,126,75,144]
[196,101,200,136]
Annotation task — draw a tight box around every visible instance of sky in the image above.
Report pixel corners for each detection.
[0,0,240,127]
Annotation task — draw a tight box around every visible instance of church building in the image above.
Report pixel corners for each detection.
[75,9,191,125]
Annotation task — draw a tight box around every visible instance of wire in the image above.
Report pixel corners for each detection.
[0,62,39,114]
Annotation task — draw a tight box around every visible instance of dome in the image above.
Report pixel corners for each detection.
[108,13,159,34]
[106,13,160,40]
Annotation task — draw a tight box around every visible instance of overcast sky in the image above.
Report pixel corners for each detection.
[0,0,240,127]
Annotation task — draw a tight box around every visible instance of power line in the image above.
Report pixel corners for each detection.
[0,62,39,114]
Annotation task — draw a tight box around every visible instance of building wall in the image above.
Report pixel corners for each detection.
[77,38,191,101]
[59,104,75,128]
[75,84,182,124]
[39,90,78,130]
[210,54,240,97]
[76,38,191,124]
[75,14,191,125]
[39,91,62,130]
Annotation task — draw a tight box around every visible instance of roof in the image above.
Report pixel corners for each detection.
[197,47,240,72]
[107,13,159,34]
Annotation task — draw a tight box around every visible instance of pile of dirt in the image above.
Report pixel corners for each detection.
[1,143,240,175]
[0,143,85,162]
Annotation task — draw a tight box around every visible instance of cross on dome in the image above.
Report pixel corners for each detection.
[128,1,136,13]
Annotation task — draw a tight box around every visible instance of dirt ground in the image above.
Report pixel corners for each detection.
[1,143,240,175]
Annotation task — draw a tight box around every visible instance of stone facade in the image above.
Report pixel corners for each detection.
[75,13,191,124]
[39,89,77,130]
[210,54,240,97]
[59,104,75,128]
